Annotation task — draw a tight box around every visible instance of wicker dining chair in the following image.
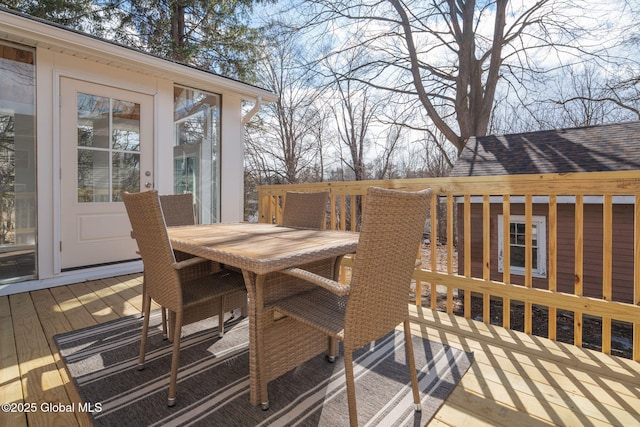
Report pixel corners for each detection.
[265,186,432,426]
[151,194,247,338]
[159,193,197,227]
[158,193,201,338]
[123,190,247,406]
[137,193,198,332]
[281,191,329,229]
[137,193,200,333]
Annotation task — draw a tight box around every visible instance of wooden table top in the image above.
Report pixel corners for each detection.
[168,222,359,275]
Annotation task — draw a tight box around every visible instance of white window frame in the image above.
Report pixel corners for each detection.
[497,214,547,278]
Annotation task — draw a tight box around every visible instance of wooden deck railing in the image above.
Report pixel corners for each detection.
[257,171,640,362]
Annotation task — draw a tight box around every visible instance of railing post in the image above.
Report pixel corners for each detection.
[257,187,268,223]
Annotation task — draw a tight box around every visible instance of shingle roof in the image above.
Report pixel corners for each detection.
[450,121,640,177]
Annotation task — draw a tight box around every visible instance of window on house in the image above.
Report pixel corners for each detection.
[173,86,221,224]
[0,42,37,284]
[497,215,547,278]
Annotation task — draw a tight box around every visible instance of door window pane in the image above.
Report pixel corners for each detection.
[77,94,110,148]
[0,42,37,283]
[78,149,109,202]
[112,152,140,201]
[112,100,140,151]
[77,93,141,202]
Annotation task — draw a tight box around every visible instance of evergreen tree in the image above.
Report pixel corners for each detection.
[1,0,271,81]
[0,0,108,33]
[101,0,270,81]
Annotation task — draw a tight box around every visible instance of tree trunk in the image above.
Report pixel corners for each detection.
[170,2,187,61]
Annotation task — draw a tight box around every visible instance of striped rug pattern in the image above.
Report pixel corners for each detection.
[55,310,473,426]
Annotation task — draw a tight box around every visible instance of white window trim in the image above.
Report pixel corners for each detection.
[497,214,547,278]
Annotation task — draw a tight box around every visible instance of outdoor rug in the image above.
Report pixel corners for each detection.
[54,310,474,426]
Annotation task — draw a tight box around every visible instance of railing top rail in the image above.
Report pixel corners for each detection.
[258,171,640,196]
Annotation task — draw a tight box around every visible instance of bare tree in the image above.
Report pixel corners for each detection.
[246,30,326,184]
[489,62,640,134]
[549,1,640,125]
[553,66,640,126]
[330,76,378,181]
[370,122,403,180]
[291,0,623,164]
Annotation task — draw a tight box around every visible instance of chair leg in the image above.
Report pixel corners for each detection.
[140,274,147,318]
[161,307,168,339]
[327,336,337,362]
[167,311,183,407]
[141,275,168,340]
[343,350,358,427]
[137,295,152,370]
[218,296,225,337]
[404,320,421,412]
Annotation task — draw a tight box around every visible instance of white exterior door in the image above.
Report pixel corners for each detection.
[60,78,154,270]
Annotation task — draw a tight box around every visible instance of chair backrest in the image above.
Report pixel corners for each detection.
[345,186,432,349]
[160,193,195,226]
[281,191,329,229]
[123,190,182,311]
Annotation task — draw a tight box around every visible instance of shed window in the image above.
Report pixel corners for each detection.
[498,215,547,278]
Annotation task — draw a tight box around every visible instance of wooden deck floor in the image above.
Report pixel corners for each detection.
[1,273,639,426]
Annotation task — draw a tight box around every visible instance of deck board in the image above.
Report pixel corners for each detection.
[30,289,93,427]
[0,296,25,427]
[51,284,102,329]
[101,275,144,313]
[1,273,639,427]
[65,281,119,325]
[10,292,78,426]
[83,278,138,319]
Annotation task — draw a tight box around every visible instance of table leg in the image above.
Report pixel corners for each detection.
[255,274,269,409]
[328,255,344,361]
[241,270,262,406]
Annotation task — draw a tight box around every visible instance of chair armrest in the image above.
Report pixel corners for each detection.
[173,256,209,270]
[281,267,351,296]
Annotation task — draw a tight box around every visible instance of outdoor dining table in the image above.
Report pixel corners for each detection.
[167,222,359,406]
